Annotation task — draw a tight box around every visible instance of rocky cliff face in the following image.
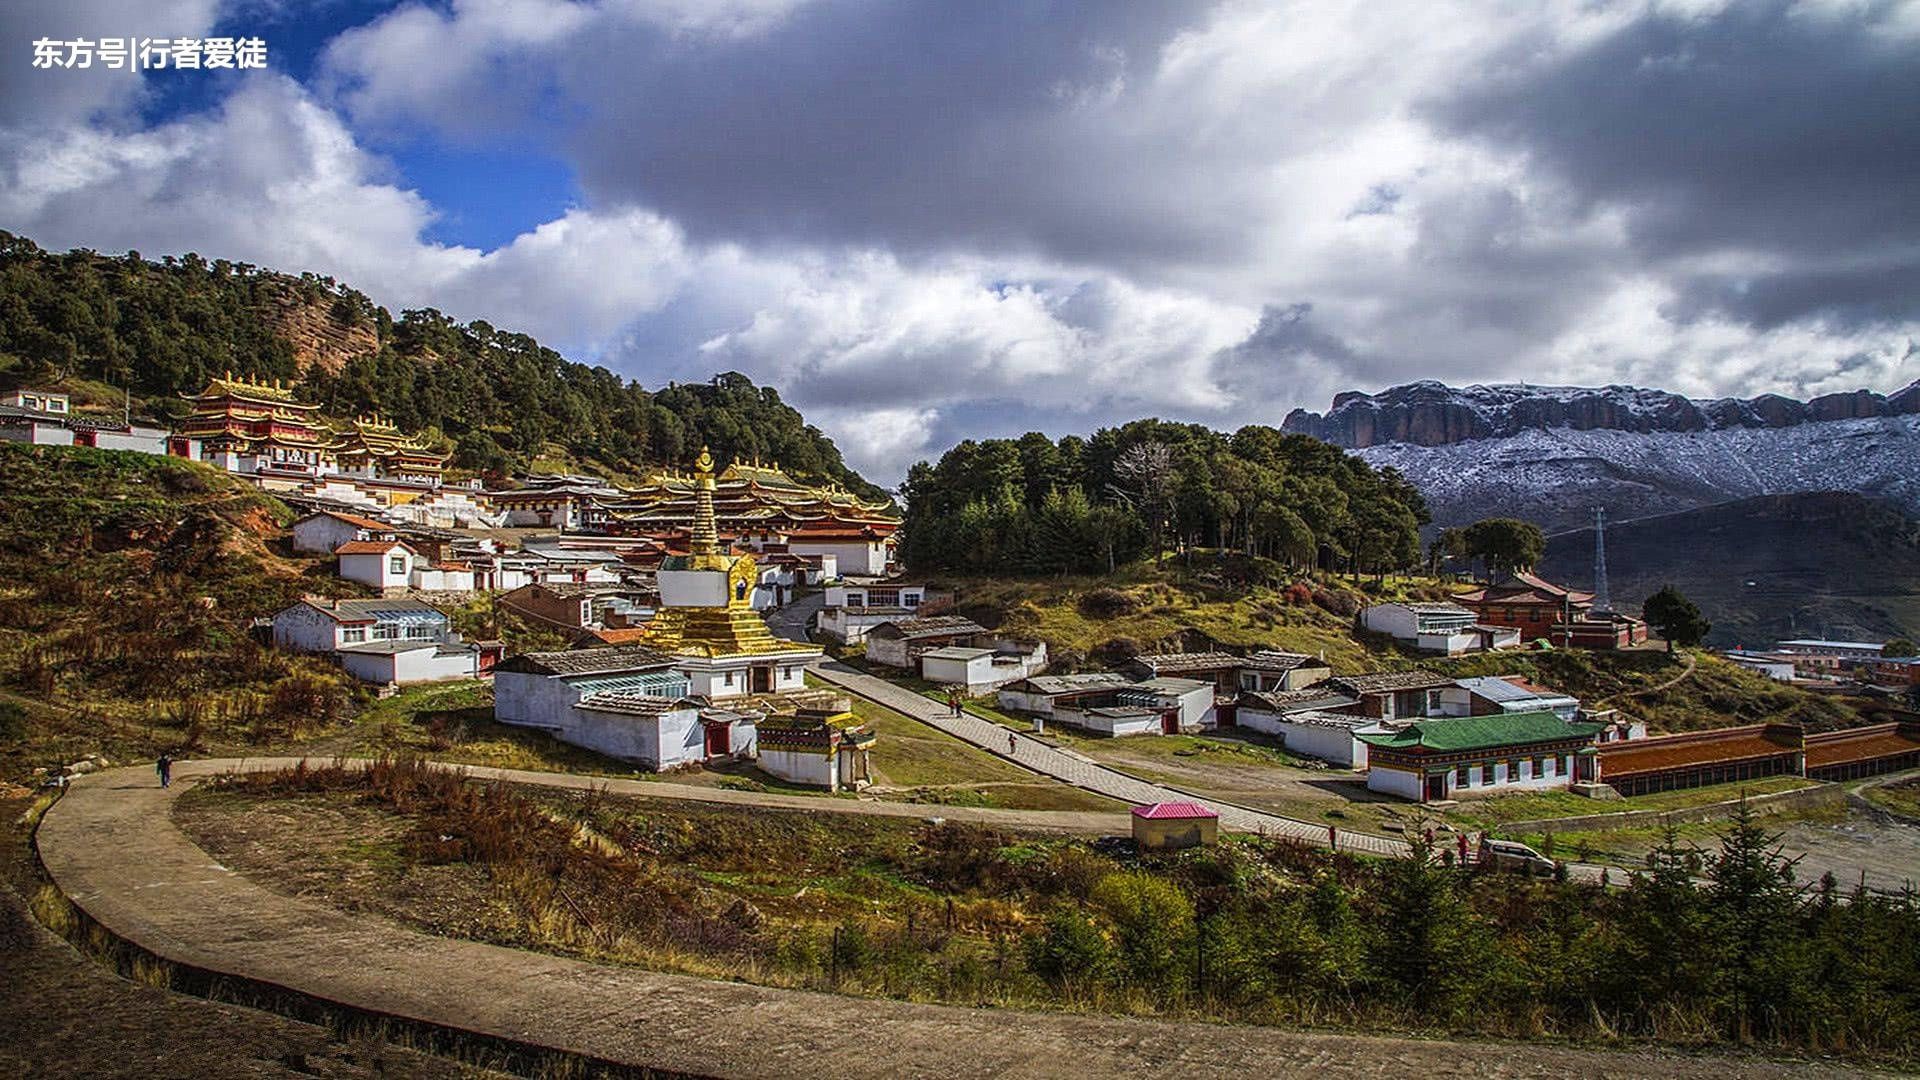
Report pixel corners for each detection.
[1284,379,1920,449]
[264,287,380,375]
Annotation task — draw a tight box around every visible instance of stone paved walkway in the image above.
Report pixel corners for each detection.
[38,764,1844,1079]
[813,661,1409,857]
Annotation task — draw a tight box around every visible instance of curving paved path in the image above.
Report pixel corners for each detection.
[39,762,1842,1079]
[813,661,1411,857]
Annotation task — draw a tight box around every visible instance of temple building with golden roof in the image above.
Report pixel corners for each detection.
[642,448,823,697]
[177,372,337,477]
[599,456,900,575]
[172,374,449,487]
[333,413,448,482]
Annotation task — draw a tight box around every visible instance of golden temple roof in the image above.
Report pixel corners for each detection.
[188,372,313,407]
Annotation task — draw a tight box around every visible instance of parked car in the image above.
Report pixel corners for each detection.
[1480,839,1557,876]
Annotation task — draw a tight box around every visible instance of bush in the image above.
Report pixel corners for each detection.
[1026,908,1114,993]
[1282,582,1314,606]
[1091,636,1142,666]
[1077,588,1140,619]
[1312,589,1359,617]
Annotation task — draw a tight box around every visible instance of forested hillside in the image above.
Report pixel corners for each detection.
[0,232,884,497]
[900,419,1429,576]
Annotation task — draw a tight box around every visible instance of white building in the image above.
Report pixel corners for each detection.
[269,597,482,686]
[1233,650,1333,693]
[918,641,1049,695]
[336,639,480,685]
[756,706,875,791]
[1253,707,1383,768]
[1358,712,1607,803]
[1234,688,1363,738]
[1119,676,1215,731]
[997,673,1136,716]
[335,540,417,594]
[1043,675,1214,736]
[4,389,69,414]
[292,509,397,554]
[1723,650,1798,682]
[787,528,893,577]
[817,581,934,644]
[1359,602,1523,655]
[864,615,990,669]
[1442,676,1581,722]
[493,646,759,768]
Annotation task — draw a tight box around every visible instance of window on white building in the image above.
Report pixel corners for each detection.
[723,671,734,685]
[373,626,397,640]
[340,628,366,644]
[1481,764,1498,787]
[406,625,433,639]
[389,555,407,575]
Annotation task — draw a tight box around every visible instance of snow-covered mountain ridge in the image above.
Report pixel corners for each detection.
[1283,379,1920,449]
[1355,414,1920,532]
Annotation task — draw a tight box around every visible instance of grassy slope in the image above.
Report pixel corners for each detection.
[931,557,1453,673]
[0,443,367,778]
[1413,649,1865,733]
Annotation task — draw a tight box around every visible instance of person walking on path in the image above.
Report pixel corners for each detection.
[946,690,962,718]
[155,753,173,789]
[1007,732,1017,756]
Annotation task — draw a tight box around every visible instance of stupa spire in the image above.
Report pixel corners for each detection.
[690,446,719,557]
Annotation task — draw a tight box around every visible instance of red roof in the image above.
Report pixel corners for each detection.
[1131,801,1219,820]
[310,509,392,531]
[335,540,412,556]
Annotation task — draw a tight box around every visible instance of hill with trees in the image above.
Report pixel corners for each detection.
[900,419,1429,577]
[0,232,884,497]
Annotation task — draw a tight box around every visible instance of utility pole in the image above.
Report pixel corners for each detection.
[1592,506,1612,615]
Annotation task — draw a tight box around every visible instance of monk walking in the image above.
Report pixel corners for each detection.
[155,753,173,789]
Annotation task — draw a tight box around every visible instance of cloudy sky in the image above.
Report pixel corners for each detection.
[3,1,1917,482]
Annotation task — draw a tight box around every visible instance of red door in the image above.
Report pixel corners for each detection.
[1161,709,1179,735]
[704,723,730,758]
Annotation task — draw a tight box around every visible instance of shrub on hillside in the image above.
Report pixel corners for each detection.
[1313,589,1359,617]
[1091,636,1142,666]
[1282,583,1314,606]
[1077,588,1140,620]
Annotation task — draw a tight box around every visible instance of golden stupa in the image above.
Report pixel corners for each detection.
[642,447,813,658]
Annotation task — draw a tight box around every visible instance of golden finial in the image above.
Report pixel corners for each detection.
[695,446,715,475]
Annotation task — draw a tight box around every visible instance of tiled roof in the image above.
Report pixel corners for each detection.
[870,615,986,640]
[1358,711,1602,753]
[1804,723,1920,768]
[1329,670,1455,694]
[334,540,411,555]
[1238,650,1324,672]
[296,597,445,623]
[1003,673,1135,695]
[1240,689,1361,714]
[304,509,393,531]
[1456,675,1574,704]
[1131,802,1219,820]
[495,646,679,677]
[1127,652,1243,673]
[921,645,993,661]
[573,691,701,717]
[1595,724,1802,777]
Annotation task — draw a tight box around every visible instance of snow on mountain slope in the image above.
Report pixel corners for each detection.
[1357,414,1920,531]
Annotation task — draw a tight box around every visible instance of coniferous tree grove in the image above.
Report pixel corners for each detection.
[900,419,1428,576]
[0,232,885,498]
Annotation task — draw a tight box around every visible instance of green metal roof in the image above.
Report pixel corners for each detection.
[1357,711,1604,753]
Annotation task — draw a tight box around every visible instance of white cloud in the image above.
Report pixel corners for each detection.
[3,0,1918,485]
